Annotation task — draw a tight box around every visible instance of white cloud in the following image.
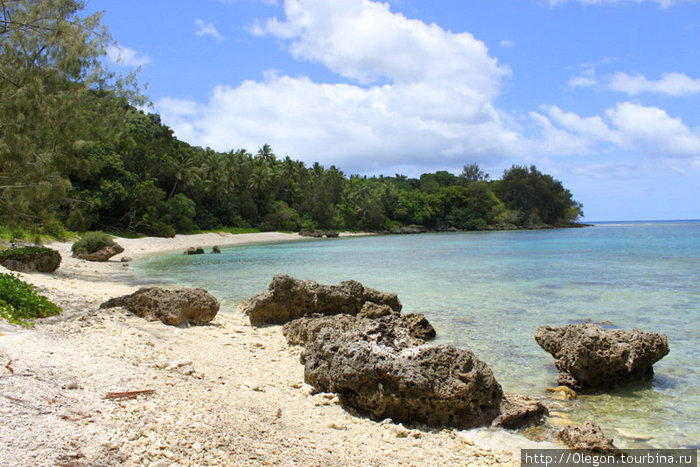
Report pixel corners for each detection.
[158,0,520,174]
[532,102,700,158]
[261,0,510,91]
[195,19,224,42]
[158,75,523,174]
[106,45,152,67]
[607,72,700,96]
[605,102,700,156]
[499,40,515,48]
[549,0,682,8]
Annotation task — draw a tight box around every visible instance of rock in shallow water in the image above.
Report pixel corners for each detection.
[556,420,616,452]
[100,287,219,326]
[535,323,669,390]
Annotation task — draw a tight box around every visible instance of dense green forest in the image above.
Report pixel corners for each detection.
[0,0,583,238]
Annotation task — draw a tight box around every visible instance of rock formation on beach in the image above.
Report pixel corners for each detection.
[100,287,219,326]
[301,315,547,430]
[0,246,62,273]
[282,303,436,347]
[535,323,669,390]
[243,275,402,326]
[72,243,124,262]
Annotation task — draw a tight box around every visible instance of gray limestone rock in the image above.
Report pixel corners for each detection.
[535,323,669,390]
[100,287,219,326]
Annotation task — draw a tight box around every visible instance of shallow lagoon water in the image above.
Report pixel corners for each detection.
[138,221,700,449]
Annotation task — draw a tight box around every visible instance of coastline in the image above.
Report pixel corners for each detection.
[0,232,523,466]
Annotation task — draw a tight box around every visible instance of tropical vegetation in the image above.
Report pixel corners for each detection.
[0,0,583,238]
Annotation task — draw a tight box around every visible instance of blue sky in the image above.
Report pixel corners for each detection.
[85,0,700,221]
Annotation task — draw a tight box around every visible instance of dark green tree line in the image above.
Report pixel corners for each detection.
[0,0,583,237]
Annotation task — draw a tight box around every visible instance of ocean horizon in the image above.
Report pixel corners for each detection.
[137,220,699,450]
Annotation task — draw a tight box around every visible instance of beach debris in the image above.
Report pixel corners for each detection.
[62,380,79,390]
[556,420,616,453]
[104,389,156,400]
[535,323,669,390]
[5,360,13,374]
[243,274,402,326]
[100,287,220,326]
[546,385,577,400]
[184,247,205,255]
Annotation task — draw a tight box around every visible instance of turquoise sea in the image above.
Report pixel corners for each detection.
[138,221,699,449]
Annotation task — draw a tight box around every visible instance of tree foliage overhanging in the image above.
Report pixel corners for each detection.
[0,0,583,237]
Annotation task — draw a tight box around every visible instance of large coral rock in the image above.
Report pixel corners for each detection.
[283,314,359,347]
[100,287,219,326]
[535,323,669,390]
[283,309,436,347]
[301,316,503,429]
[0,247,61,273]
[244,275,402,326]
[72,244,124,262]
[556,421,616,452]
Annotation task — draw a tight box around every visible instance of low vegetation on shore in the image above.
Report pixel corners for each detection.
[0,273,62,325]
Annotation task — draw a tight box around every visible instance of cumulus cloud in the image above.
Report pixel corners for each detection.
[157,0,699,177]
[532,102,700,158]
[607,72,700,96]
[195,19,224,42]
[549,0,682,8]
[158,0,521,174]
[568,68,700,96]
[106,45,152,67]
[499,40,515,48]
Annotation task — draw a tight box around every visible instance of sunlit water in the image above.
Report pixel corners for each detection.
[137,221,700,449]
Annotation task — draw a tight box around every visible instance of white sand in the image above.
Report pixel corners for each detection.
[0,232,520,466]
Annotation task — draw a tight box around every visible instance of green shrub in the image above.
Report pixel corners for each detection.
[71,231,115,254]
[40,219,68,241]
[0,273,62,325]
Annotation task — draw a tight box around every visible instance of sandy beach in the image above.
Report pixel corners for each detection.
[0,232,522,466]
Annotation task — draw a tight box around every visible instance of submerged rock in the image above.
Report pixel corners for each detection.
[101,287,219,326]
[535,323,669,390]
[184,247,205,255]
[492,394,548,429]
[243,275,401,326]
[556,420,616,452]
[301,316,503,429]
